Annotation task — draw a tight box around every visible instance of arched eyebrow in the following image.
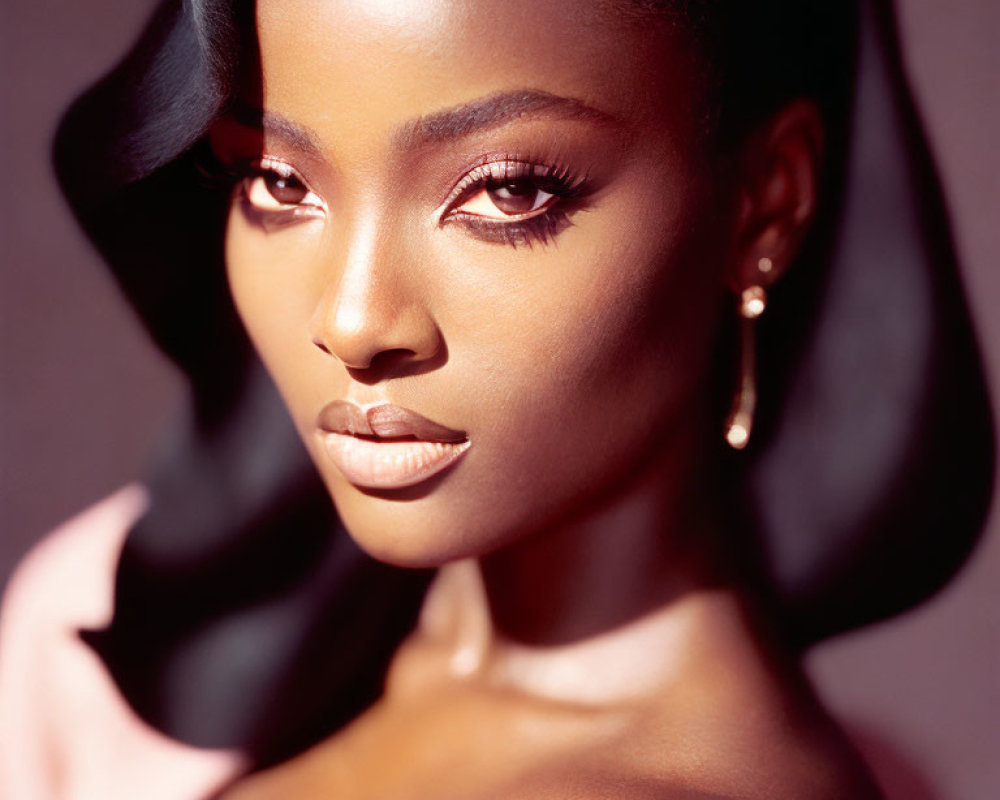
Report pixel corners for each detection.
[229,89,621,158]
[393,89,622,147]
[229,103,326,159]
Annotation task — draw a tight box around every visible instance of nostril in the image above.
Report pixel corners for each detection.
[312,338,333,356]
[368,347,417,372]
[344,348,420,384]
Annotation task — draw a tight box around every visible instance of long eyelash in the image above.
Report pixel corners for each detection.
[191,145,321,232]
[442,157,587,210]
[189,144,300,196]
[440,157,591,249]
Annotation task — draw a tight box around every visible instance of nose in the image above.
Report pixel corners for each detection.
[309,226,442,373]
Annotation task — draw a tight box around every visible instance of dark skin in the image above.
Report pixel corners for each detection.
[213,1,883,797]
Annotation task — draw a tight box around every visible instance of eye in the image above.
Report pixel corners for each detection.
[242,159,325,215]
[439,160,590,247]
[456,175,557,220]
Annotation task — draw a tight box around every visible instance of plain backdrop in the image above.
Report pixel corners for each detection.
[1,2,997,799]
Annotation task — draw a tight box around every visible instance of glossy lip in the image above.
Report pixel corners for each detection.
[316,401,470,490]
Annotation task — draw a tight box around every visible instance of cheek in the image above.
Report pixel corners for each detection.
[224,211,332,425]
[448,208,725,523]
[485,201,720,413]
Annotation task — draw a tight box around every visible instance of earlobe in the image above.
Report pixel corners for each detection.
[729,99,825,293]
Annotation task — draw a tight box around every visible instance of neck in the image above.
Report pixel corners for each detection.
[415,427,755,706]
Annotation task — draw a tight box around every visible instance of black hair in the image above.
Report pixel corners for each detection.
[54,0,993,768]
[618,2,856,143]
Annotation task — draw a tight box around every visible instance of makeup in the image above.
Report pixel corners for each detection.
[438,157,591,248]
[317,401,469,489]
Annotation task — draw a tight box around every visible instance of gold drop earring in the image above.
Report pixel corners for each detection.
[724,258,770,450]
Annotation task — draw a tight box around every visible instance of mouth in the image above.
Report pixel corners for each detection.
[316,400,470,490]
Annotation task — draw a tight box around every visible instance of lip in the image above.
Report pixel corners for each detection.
[316,401,469,489]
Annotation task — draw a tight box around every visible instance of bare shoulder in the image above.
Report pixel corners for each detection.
[614,689,885,800]
[0,486,244,800]
[525,713,883,800]
[219,748,871,800]
[216,678,882,800]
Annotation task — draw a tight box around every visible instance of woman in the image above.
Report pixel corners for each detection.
[0,0,993,798]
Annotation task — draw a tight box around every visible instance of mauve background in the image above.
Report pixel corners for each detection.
[0,1,997,798]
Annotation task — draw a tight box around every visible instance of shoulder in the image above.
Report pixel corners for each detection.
[0,486,245,800]
[622,698,885,800]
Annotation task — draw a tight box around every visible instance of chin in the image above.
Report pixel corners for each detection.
[325,478,510,570]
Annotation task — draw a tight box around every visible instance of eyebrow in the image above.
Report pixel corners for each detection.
[393,89,622,148]
[229,103,326,159]
[229,89,621,157]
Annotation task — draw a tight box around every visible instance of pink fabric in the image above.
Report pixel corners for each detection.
[0,486,246,800]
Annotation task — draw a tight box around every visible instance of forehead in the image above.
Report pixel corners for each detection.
[251,0,703,154]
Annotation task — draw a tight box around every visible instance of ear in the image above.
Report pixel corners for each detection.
[728,99,825,293]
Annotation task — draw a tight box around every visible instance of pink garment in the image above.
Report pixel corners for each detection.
[0,486,246,800]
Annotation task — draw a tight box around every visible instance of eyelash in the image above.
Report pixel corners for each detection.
[240,159,326,229]
[194,144,590,246]
[439,158,590,248]
[192,149,324,230]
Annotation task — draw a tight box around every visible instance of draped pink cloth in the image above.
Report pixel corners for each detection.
[0,486,245,800]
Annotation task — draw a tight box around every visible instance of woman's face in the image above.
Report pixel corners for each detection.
[219,0,735,567]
